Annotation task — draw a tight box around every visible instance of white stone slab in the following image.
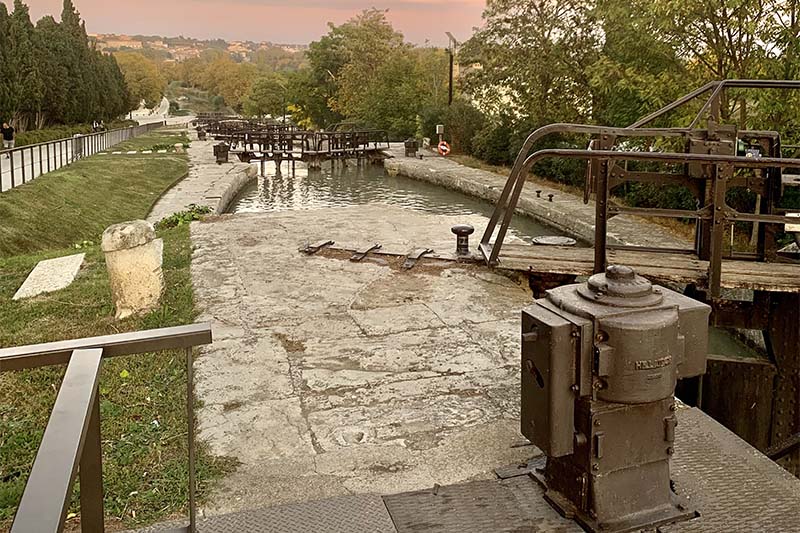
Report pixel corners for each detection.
[142,150,153,154]
[112,151,122,155]
[127,151,138,155]
[13,253,85,300]
[157,149,168,154]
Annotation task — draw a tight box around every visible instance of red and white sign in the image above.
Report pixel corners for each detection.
[438,141,451,156]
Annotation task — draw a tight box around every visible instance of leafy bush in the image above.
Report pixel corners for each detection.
[472,115,515,165]
[443,99,485,155]
[16,125,92,146]
[155,204,213,230]
[14,121,139,147]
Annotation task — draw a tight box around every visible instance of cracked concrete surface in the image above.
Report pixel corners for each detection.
[190,206,537,516]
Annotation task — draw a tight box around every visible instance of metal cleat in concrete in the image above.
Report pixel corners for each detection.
[13,253,85,300]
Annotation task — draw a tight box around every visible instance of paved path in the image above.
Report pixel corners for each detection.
[386,145,690,249]
[191,206,536,517]
[147,136,256,223]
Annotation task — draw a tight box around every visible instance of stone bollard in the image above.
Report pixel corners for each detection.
[102,220,164,320]
[174,143,186,154]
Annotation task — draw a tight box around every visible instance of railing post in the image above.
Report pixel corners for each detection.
[79,392,104,532]
[186,347,197,532]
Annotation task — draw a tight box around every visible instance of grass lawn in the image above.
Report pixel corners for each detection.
[0,146,189,258]
[0,130,231,530]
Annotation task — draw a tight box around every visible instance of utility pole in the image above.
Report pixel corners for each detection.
[446,32,458,106]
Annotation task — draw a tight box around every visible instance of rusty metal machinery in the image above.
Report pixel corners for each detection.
[522,265,710,532]
[482,79,800,475]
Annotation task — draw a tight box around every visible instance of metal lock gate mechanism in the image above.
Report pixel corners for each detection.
[521,265,711,533]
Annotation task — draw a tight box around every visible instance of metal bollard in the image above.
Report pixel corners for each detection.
[213,143,229,164]
[451,224,475,256]
[548,194,555,202]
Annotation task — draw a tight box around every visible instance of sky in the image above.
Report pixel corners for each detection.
[23,0,486,45]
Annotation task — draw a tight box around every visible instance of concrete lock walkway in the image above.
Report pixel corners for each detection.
[191,208,535,515]
[146,140,697,518]
[147,139,256,224]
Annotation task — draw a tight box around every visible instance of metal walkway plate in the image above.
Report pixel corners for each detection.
[198,494,395,533]
[129,494,396,533]
[383,473,580,533]
[131,408,800,532]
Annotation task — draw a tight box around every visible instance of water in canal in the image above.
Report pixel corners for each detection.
[229,160,761,360]
[228,161,561,242]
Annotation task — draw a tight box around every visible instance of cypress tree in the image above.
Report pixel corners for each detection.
[0,2,12,122]
[8,0,44,129]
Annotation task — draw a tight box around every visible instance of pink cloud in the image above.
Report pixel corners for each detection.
[22,0,486,45]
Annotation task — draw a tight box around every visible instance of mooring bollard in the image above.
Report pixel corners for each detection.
[102,220,164,320]
[536,190,542,198]
[451,224,475,256]
[213,142,229,164]
[174,143,186,154]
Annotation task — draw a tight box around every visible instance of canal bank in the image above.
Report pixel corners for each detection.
[384,144,690,250]
[173,139,798,530]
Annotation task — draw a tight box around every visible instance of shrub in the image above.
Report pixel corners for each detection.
[155,205,213,230]
[472,116,515,165]
[443,99,485,155]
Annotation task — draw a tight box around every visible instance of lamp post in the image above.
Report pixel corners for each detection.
[446,32,458,106]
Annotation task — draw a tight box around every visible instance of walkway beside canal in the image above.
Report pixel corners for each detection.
[191,206,537,516]
[148,135,256,223]
[385,145,690,249]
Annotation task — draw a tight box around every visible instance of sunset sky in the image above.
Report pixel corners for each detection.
[24,0,487,45]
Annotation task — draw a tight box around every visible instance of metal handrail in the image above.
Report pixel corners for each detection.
[0,122,166,193]
[3,324,212,533]
[479,147,800,297]
[629,79,800,129]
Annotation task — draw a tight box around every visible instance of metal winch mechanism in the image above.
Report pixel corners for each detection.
[521,265,711,532]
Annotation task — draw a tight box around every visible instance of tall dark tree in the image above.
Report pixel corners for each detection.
[0,0,134,130]
[7,0,44,129]
[0,2,12,122]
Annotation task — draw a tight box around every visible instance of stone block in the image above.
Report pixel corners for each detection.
[102,220,164,319]
[13,253,85,300]
[174,143,186,154]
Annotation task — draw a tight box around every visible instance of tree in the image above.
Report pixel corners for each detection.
[461,0,601,124]
[7,0,44,129]
[242,74,287,118]
[0,0,131,129]
[296,9,448,136]
[115,51,166,109]
[0,2,12,122]
[588,0,694,127]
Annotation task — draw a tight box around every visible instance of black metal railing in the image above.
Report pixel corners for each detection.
[0,323,212,533]
[0,122,166,193]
